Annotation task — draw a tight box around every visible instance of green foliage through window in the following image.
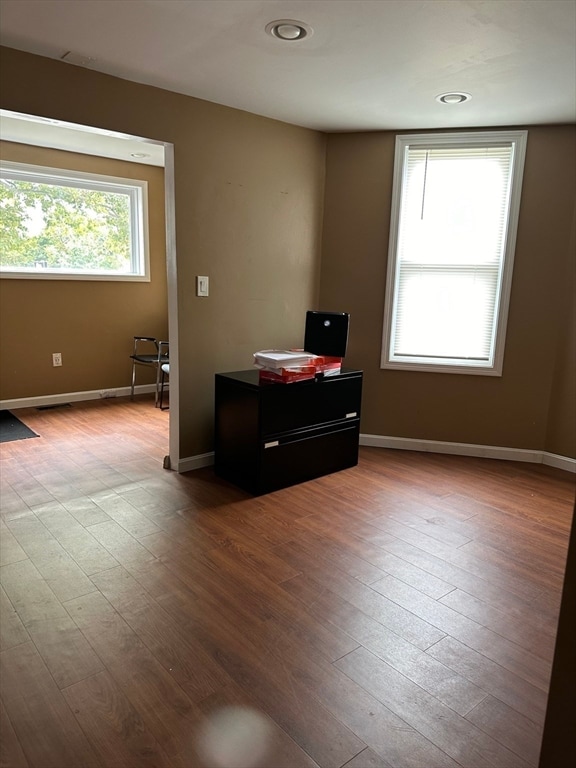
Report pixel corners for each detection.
[0,163,148,280]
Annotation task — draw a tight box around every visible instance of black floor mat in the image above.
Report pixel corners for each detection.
[0,410,40,443]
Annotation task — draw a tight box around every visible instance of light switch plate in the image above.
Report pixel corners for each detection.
[196,275,209,297]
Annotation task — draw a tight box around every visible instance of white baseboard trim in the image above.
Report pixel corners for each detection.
[542,452,576,473]
[176,440,575,476]
[1,384,157,412]
[359,434,576,473]
[175,452,215,473]
[4,397,572,475]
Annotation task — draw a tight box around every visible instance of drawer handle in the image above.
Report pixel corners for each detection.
[264,440,279,449]
[346,412,357,418]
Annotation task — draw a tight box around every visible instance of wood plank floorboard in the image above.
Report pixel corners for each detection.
[280,573,487,717]
[335,646,531,768]
[0,396,573,768]
[62,670,175,768]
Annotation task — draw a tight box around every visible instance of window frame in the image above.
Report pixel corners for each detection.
[381,130,528,376]
[0,161,150,281]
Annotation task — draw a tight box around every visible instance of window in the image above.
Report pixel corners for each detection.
[381,130,527,375]
[0,161,150,280]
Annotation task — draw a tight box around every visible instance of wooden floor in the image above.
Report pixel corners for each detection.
[0,397,574,768]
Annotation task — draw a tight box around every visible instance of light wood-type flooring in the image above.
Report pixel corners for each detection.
[1,396,574,768]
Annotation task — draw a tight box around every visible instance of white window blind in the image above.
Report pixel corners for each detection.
[382,131,527,375]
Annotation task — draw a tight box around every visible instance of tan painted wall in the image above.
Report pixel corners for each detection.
[0,141,167,400]
[1,46,572,460]
[0,47,326,458]
[546,207,576,458]
[320,127,576,455]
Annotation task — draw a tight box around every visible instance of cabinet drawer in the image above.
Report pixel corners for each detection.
[260,374,362,436]
[258,421,359,494]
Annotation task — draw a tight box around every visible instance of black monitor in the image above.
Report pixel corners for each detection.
[304,311,350,358]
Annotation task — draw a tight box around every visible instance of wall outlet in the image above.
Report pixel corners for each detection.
[52,353,62,367]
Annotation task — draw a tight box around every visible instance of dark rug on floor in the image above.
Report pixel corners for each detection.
[0,410,40,443]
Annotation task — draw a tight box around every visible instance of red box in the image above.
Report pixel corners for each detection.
[257,356,342,384]
[258,366,316,384]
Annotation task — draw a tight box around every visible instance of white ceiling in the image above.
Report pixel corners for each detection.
[0,0,575,133]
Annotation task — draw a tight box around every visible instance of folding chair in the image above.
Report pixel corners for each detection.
[130,337,169,405]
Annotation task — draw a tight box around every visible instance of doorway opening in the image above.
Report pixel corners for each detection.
[0,109,179,467]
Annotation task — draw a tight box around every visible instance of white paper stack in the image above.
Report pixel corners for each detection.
[253,350,317,369]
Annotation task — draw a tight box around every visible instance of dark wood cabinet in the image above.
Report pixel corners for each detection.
[214,368,363,494]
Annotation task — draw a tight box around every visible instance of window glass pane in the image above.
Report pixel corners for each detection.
[0,162,149,281]
[400,147,512,267]
[1,179,132,273]
[392,145,513,364]
[394,267,499,359]
[382,131,527,374]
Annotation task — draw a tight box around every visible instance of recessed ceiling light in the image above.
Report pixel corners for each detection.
[130,152,150,158]
[436,92,472,105]
[265,19,313,41]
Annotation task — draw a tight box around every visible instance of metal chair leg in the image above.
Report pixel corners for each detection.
[155,362,161,406]
[159,367,169,410]
[130,359,137,400]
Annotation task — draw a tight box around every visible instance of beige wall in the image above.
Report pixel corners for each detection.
[0,47,326,458]
[1,46,573,461]
[0,141,168,400]
[320,126,576,456]
[546,208,576,458]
